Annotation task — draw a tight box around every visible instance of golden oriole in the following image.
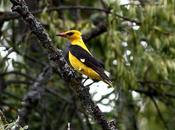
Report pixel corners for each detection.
[56,30,112,86]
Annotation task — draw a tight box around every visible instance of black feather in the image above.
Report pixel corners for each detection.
[66,32,74,36]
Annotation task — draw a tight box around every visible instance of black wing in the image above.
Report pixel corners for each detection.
[69,45,111,83]
[69,45,104,69]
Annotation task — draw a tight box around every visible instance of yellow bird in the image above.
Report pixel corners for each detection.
[56,30,112,86]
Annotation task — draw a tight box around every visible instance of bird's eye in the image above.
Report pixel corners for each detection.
[66,32,74,36]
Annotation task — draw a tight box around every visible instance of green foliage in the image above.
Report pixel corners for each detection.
[0,111,28,130]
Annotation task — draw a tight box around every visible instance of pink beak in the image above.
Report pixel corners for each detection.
[56,32,67,37]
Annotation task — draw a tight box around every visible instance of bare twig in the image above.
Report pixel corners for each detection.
[114,14,140,25]
[3,91,21,100]
[0,75,6,94]
[14,66,52,130]
[1,6,109,21]
[45,87,72,103]
[0,71,34,80]
[150,96,169,130]
[132,88,175,99]
[0,110,8,124]
[5,80,32,85]
[138,80,175,87]
[96,90,115,103]
[82,22,107,42]
[12,48,45,67]
[1,5,140,25]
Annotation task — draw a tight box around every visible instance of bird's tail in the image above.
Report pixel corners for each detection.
[99,71,112,87]
[103,79,113,87]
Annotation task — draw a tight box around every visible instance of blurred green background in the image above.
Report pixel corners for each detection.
[0,0,175,130]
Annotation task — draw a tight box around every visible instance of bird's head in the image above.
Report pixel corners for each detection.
[56,30,82,42]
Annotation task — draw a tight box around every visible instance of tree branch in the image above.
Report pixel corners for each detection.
[150,96,169,130]
[138,80,175,87]
[1,5,140,25]
[5,80,32,85]
[82,22,107,42]
[14,66,52,130]
[1,5,109,21]
[0,74,6,94]
[132,88,175,99]
[9,0,117,130]
[0,71,34,81]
